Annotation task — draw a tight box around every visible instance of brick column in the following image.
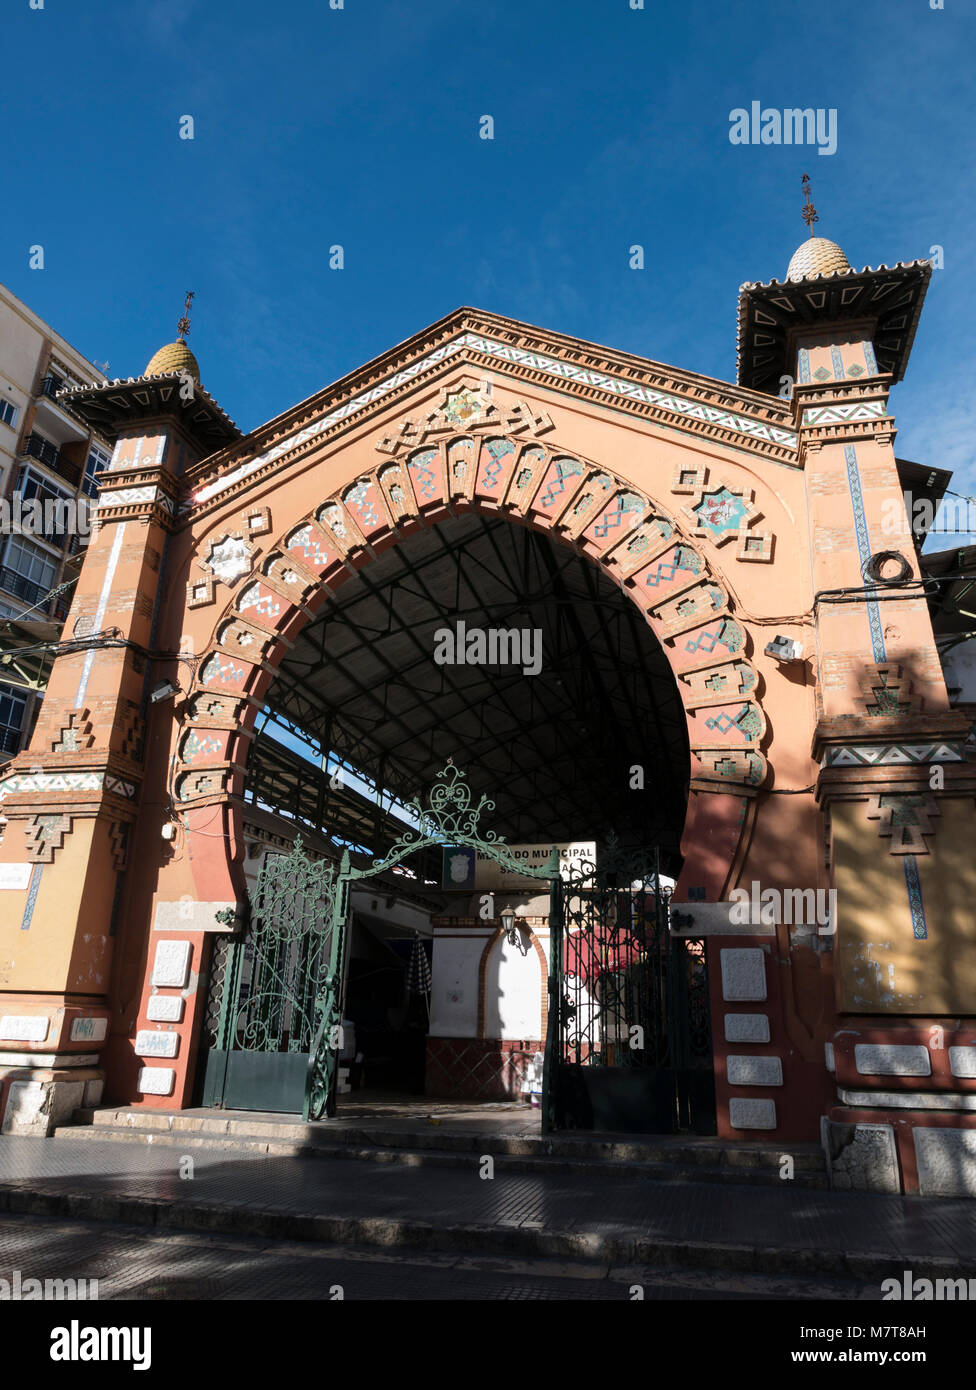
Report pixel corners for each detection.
[0,424,187,1133]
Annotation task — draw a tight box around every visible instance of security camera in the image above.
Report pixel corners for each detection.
[150,679,180,703]
[765,635,803,663]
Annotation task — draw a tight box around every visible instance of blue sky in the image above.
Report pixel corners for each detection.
[3,0,974,542]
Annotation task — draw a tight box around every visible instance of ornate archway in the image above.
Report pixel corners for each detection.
[175,381,772,925]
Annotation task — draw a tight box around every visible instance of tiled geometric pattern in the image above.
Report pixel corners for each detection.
[286,524,331,570]
[821,743,965,768]
[866,794,940,855]
[238,582,283,622]
[803,401,888,426]
[24,813,72,864]
[180,730,225,766]
[684,618,744,657]
[902,855,929,939]
[51,710,94,754]
[0,770,136,800]
[200,654,247,689]
[859,663,919,718]
[191,331,797,508]
[844,445,886,663]
[407,449,438,500]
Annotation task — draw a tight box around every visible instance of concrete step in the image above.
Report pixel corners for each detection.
[0,1175,950,1284]
[56,1108,829,1187]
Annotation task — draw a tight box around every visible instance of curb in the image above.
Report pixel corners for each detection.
[0,1182,958,1283]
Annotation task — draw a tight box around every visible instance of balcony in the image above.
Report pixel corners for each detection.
[41,374,69,402]
[0,565,50,607]
[20,432,81,488]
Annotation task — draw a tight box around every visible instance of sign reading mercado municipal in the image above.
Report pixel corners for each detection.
[441,842,596,891]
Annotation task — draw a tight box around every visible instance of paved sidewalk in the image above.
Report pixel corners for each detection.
[0,1212,878,1301]
[1,1134,974,1282]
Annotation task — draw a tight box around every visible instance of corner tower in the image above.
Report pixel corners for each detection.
[0,297,240,1134]
[739,184,976,1192]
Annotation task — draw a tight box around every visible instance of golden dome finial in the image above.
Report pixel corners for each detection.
[786,179,850,282]
[144,290,201,379]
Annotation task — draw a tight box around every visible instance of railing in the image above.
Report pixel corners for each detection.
[0,565,56,609]
[20,433,81,487]
[40,375,68,402]
[41,374,83,404]
[22,431,60,468]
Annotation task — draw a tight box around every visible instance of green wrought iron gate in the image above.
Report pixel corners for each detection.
[201,840,346,1116]
[542,843,715,1136]
[200,763,557,1120]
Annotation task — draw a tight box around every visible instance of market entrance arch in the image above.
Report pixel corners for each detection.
[168,396,771,1135]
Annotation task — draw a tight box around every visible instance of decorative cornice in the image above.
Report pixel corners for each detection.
[737,259,931,395]
[180,309,799,521]
[61,372,241,452]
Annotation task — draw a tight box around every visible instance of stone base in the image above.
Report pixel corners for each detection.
[0,1067,104,1137]
[821,1117,901,1193]
[825,1101,976,1196]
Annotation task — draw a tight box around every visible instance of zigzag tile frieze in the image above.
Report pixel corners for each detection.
[184,319,798,517]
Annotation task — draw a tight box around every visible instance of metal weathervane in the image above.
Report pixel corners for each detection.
[177,290,194,342]
[801,174,819,237]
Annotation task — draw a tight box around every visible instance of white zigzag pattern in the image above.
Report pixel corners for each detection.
[192,333,796,508]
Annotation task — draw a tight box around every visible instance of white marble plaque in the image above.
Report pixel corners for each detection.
[152,940,192,988]
[70,1017,108,1043]
[0,1015,50,1042]
[724,1013,770,1043]
[720,948,767,1001]
[729,1097,777,1130]
[135,1030,179,1059]
[137,1067,175,1096]
[147,995,184,1023]
[727,1054,783,1087]
[0,864,32,890]
[855,1043,930,1077]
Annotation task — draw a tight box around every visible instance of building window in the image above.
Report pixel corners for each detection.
[82,442,111,499]
[14,466,75,548]
[0,682,28,755]
[1,535,58,591]
[0,399,17,429]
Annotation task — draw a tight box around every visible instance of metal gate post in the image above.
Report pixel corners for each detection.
[542,847,562,1135]
[304,850,350,1122]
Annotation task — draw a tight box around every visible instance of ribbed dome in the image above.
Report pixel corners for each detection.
[144,340,200,380]
[786,237,851,283]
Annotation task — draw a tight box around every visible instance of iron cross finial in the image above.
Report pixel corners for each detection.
[801,174,819,238]
[177,290,195,342]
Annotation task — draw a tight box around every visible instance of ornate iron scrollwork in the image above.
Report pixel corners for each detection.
[543,837,714,1134]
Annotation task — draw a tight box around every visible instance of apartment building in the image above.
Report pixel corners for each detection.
[0,282,110,754]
